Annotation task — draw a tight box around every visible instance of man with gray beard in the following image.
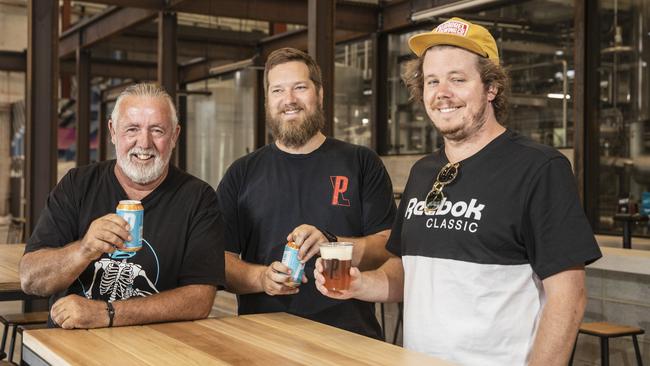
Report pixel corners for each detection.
[21,83,225,329]
[216,48,396,338]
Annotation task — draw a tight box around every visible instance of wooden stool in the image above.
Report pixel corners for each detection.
[570,322,644,366]
[0,312,49,364]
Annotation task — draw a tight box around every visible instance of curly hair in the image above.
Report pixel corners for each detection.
[402,46,509,122]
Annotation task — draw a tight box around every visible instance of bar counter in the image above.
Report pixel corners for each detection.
[22,312,453,365]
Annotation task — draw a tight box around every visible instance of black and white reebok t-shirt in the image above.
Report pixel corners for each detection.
[387,130,601,365]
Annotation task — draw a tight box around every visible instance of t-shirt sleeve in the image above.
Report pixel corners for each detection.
[215,161,244,254]
[524,157,602,279]
[25,170,80,253]
[386,162,420,257]
[179,186,226,287]
[385,197,406,257]
[360,149,397,235]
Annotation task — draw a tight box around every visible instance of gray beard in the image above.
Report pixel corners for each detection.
[266,106,325,148]
[115,146,170,184]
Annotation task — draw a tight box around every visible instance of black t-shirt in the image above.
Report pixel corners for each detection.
[26,160,225,324]
[385,130,601,363]
[216,138,396,338]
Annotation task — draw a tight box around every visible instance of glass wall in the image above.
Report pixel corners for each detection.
[596,0,650,235]
[186,70,256,188]
[386,0,576,154]
[334,39,373,147]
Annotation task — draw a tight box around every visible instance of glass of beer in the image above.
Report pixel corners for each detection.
[319,242,353,292]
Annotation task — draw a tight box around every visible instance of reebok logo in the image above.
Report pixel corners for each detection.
[330,176,350,206]
[404,197,485,220]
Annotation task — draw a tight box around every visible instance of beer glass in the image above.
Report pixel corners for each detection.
[319,242,353,292]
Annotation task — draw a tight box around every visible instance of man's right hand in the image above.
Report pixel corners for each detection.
[79,214,130,261]
[314,257,362,300]
[259,261,304,296]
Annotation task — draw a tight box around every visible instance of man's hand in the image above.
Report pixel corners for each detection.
[287,224,328,262]
[51,294,109,329]
[259,261,306,296]
[79,214,130,261]
[313,257,362,300]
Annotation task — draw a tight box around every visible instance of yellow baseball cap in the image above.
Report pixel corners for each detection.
[408,17,499,62]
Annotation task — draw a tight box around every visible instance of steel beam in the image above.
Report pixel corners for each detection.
[371,32,389,153]
[59,7,157,58]
[26,0,59,237]
[254,68,267,149]
[93,34,254,61]
[60,58,157,80]
[158,11,178,98]
[308,0,335,137]
[0,51,26,72]
[98,93,108,161]
[177,83,187,171]
[158,11,179,165]
[76,48,91,167]
[168,0,377,33]
[574,0,600,227]
[381,0,412,32]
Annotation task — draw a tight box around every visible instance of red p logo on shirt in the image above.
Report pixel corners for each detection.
[330,176,350,207]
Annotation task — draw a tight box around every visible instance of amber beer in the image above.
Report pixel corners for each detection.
[319,242,353,292]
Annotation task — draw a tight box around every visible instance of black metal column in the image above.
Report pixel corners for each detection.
[574,0,600,228]
[98,91,108,161]
[75,48,90,167]
[371,32,389,154]
[25,0,58,237]
[177,83,187,171]
[254,69,267,149]
[308,0,335,137]
[157,11,178,164]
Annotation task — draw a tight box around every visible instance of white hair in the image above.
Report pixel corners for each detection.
[110,83,178,128]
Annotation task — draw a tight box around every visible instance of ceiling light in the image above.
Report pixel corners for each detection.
[411,0,503,22]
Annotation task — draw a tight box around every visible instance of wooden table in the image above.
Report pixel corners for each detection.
[0,244,28,301]
[22,312,454,365]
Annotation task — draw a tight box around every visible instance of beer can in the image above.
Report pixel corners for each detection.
[281,241,304,286]
[116,200,144,251]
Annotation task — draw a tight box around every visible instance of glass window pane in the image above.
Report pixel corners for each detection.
[597,0,650,236]
[334,39,373,147]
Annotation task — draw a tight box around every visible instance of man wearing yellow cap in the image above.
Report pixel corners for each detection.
[315,17,601,365]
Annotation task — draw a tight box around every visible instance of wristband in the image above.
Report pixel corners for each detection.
[319,228,338,242]
[106,301,115,328]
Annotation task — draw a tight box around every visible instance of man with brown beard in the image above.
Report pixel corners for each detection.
[21,83,224,329]
[216,47,396,338]
[315,18,601,365]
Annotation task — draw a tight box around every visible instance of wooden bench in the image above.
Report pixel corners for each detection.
[570,322,645,366]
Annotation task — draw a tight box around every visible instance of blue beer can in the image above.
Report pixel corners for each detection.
[116,200,144,251]
[281,241,304,286]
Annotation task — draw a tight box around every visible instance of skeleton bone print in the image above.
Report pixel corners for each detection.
[85,258,159,302]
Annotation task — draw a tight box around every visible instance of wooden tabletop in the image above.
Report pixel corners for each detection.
[0,243,25,300]
[23,312,454,365]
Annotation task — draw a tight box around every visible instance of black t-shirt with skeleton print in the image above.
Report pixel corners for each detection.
[26,160,225,326]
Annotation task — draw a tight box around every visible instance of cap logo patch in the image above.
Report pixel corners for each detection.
[435,20,469,37]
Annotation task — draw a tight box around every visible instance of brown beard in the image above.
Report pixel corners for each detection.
[431,94,489,142]
[266,103,325,148]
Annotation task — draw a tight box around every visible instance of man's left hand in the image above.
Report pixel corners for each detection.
[50,294,109,329]
[287,224,328,262]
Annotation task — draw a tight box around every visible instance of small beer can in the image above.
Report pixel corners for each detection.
[281,241,304,286]
[116,200,144,251]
